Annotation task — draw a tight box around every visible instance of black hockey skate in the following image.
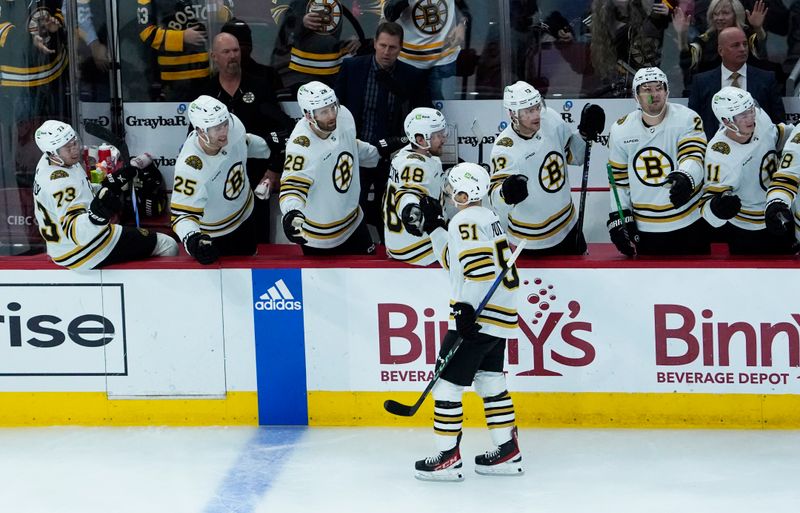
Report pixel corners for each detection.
[414,433,464,481]
[474,427,524,476]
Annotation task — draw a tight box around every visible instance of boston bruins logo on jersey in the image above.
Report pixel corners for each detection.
[50,170,68,180]
[306,0,341,34]
[711,141,731,155]
[792,132,800,145]
[224,162,246,200]
[497,137,514,148]
[332,152,355,193]
[633,147,674,186]
[412,0,448,34]
[538,151,566,193]
[185,155,203,170]
[760,150,779,191]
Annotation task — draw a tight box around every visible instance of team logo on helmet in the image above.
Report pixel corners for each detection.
[538,151,567,193]
[333,152,354,193]
[632,147,674,186]
[412,0,448,34]
[224,162,246,200]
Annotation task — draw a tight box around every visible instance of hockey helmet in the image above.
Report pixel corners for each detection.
[632,67,669,95]
[35,120,77,154]
[503,81,542,115]
[188,95,230,130]
[712,86,755,125]
[446,162,490,205]
[297,81,339,116]
[404,108,447,149]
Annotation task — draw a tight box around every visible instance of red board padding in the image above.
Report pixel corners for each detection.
[0,243,798,270]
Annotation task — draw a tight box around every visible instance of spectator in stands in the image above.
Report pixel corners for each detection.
[688,26,784,139]
[334,21,432,243]
[589,0,671,97]
[673,0,768,95]
[271,0,365,94]
[137,0,233,101]
[198,32,293,244]
[383,0,471,100]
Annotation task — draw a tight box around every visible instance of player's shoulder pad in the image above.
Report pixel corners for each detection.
[184,155,204,171]
[50,169,69,180]
[710,141,731,155]
[496,136,514,148]
[292,135,311,148]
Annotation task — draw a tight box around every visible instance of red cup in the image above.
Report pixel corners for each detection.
[97,143,112,165]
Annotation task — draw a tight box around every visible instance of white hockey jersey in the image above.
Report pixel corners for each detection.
[767,123,800,237]
[607,103,707,232]
[390,0,460,69]
[701,108,784,230]
[489,107,586,249]
[429,206,519,339]
[32,156,121,270]
[279,106,380,248]
[171,114,267,243]
[383,145,445,265]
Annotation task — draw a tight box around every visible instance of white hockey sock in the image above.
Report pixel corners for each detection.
[433,400,463,452]
[483,391,515,446]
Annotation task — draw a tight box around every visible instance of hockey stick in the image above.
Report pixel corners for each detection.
[575,140,592,253]
[607,163,636,255]
[83,120,140,227]
[383,239,527,417]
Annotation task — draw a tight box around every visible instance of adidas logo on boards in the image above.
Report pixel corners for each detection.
[254,279,303,311]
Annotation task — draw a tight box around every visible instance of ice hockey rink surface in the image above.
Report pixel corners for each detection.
[2,426,798,513]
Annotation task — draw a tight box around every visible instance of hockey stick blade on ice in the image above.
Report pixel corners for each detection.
[383,239,527,417]
[83,120,130,162]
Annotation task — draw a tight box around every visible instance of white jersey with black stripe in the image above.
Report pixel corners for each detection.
[701,108,783,230]
[279,106,380,249]
[429,205,519,339]
[33,156,121,270]
[171,114,259,243]
[607,103,707,233]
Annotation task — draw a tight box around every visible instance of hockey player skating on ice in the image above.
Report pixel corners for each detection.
[280,81,381,255]
[607,67,709,255]
[171,95,271,264]
[401,163,522,481]
[383,107,448,265]
[489,81,604,255]
[700,87,796,254]
[32,120,178,269]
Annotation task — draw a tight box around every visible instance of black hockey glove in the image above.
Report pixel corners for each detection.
[709,192,741,220]
[578,103,606,142]
[101,165,137,195]
[184,232,218,265]
[501,174,529,205]
[88,187,120,225]
[384,0,409,21]
[765,201,793,236]
[607,209,639,257]
[418,195,447,234]
[376,136,409,159]
[401,203,424,237]
[452,302,481,339]
[664,172,694,208]
[282,210,307,244]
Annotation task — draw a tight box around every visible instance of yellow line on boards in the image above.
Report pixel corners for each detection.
[0,392,259,426]
[308,391,800,429]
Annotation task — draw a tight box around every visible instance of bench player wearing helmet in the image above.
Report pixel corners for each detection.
[32,120,178,269]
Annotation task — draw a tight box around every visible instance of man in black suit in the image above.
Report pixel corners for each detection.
[689,26,785,139]
[334,21,432,242]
